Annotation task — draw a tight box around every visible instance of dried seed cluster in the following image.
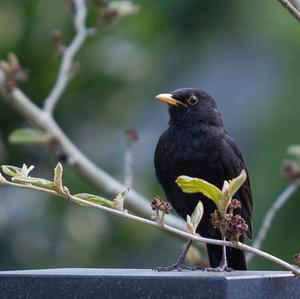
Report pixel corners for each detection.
[125,129,139,143]
[282,160,300,182]
[210,199,248,242]
[293,253,300,266]
[0,53,27,92]
[151,196,172,214]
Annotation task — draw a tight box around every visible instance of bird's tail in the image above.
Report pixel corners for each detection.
[206,244,247,270]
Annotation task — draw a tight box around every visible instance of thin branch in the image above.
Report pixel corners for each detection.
[247,182,299,262]
[0,78,185,231]
[123,145,133,186]
[1,178,299,275]
[123,130,138,187]
[44,0,94,114]
[278,0,300,22]
[292,0,300,10]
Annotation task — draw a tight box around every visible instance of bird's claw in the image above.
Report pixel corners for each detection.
[153,262,202,272]
[204,265,233,272]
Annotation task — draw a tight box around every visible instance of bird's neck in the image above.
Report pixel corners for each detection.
[168,119,224,131]
[168,109,223,129]
[168,121,225,136]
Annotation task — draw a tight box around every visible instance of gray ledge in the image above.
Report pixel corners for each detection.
[0,268,298,299]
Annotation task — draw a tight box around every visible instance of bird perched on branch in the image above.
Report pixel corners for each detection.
[154,88,253,271]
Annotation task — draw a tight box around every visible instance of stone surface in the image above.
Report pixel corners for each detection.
[0,268,298,299]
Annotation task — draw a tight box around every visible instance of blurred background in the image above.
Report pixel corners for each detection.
[0,0,299,270]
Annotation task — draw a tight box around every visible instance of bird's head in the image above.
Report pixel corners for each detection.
[156,88,223,127]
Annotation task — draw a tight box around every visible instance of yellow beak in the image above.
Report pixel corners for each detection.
[155,93,186,107]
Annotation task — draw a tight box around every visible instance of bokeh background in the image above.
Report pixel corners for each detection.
[0,0,299,270]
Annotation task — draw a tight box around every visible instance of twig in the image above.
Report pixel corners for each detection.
[1,178,299,275]
[123,145,133,186]
[123,129,138,186]
[292,0,300,10]
[248,182,299,262]
[278,0,300,22]
[0,78,185,231]
[44,0,94,114]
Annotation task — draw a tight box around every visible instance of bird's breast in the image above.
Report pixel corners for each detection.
[154,124,226,220]
[155,125,225,184]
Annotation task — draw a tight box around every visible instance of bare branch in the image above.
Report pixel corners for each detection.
[247,182,299,262]
[291,0,300,10]
[123,145,133,186]
[278,0,300,22]
[0,78,185,231]
[1,176,299,274]
[44,0,94,114]
[123,129,138,186]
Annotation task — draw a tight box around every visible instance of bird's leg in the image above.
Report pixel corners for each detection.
[205,238,233,272]
[153,240,202,271]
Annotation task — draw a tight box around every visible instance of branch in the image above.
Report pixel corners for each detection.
[247,182,299,262]
[278,0,300,22]
[44,0,95,114]
[292,0,300,10]
[123,129,138,186]
[0,79,185,231]
[123,145,133,186]
[1,173,299,275]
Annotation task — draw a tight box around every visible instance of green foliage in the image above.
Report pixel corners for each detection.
[288,145,300,156]
[287,145,300,161]
[186,200,203,235]
[53,162,64,193]
[74,193,114,208]
[177,170,247,214]
[12,177,56,190]
[176,176,222,202]
[1,164,34,178]
[1,165,23,177]
[8,129,50,145]
[0,162,125,210]
[226,170,247,200]
[113,187,129,211]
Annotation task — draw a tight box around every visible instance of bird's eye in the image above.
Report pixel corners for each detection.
[187,95,198,105]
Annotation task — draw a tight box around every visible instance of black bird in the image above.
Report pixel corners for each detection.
[154,88,253,271]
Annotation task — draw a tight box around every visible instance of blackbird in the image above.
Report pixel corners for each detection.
[154,88,253,271]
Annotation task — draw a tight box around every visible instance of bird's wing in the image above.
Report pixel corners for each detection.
[223,133,253,238]
[154,131,169,186]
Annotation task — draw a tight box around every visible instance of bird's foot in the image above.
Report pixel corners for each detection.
[204,262,233,272]
[153,262,202,272]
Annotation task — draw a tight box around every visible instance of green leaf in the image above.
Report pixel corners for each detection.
[1,165,22,177]
[186,215,195,234]
[53,163,63,192]
[190,200,203,233]
[1,164,34,178]
[109,1,139,17]
[176,175,222,203]
[0,172,7,183]
[287,145,300,159]
[21,164,35,177]
[227,169,247,199]
[74,193,114,208]
[113,187,130,211]
[186,201,204,235]
[12,177,56,189]
[8,129,50,144]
